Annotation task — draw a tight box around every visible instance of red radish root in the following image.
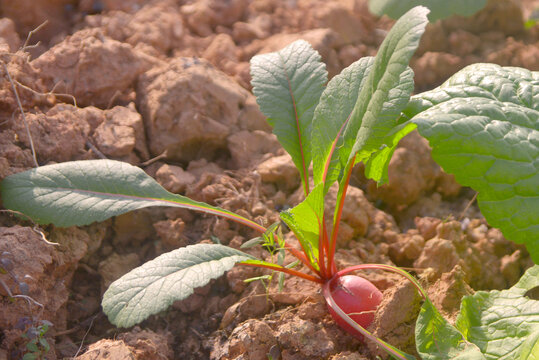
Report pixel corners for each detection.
[326,275,383,339]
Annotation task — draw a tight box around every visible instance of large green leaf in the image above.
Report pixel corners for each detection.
[1,159,264,232]
[279,184,324,269]
[312,57,400,192]
[343,6,428,183]
[250,40,327,194]
[406,64,539,262]
[368,0,487,22]
[311,57,375,191]
[455,265,539,359]
[416,298,486,360]
[102,244,255,327]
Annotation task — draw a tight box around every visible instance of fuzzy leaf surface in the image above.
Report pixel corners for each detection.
[406,64,539,262]
[102,244,255,327]
[455,265,539,359]
[416,299,486,360]
[343,6,428,184]
[1,160,263,231]
[250,40,327,192]
[368,0,487,22]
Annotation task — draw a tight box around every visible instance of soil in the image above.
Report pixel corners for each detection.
[0,0,537,359]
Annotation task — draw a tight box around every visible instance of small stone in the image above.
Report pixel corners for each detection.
[0,18,21,51]
[98,252,140,290]
[33,28,153,108]
[93,104,149,162]
[155,164,195,193]
[228,130,280,168]
[256,154,300,191]
[154,218,187,250]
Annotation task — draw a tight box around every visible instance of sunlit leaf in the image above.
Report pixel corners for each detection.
[406,64,539,261]
[1,160,264,232]
[102,244,255,327]
[251,40,327,194]
[455,265,539,359]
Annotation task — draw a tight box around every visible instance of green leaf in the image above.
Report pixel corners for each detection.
[22,353,37,360]
[313,6,428,190]
[344,6,428,183]
[241,259,294,274]
[39,338,50,352]
[416,298,486,360]
[312,56,375,191]
[520,331,539,360]
[368,0,487,22]
[1,160,264,232]
[286,260,300,269]
[455,265,539,359]
[278,272,285,292]
[26,342,39,353]
[279,184,324,269]
[102,244,255,327]
[240,237,264,249]
[250,40,327,194]
[243,274,271,283]
[406,64,539,262]
[362,121,418,183]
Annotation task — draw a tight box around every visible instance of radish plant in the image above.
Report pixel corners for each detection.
[2,6,539,359]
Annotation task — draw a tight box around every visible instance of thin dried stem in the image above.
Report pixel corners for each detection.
[86,140,107,159]
[106,90,122,109]
[139,150,168,167]
[12,77,78,107]
[73,314,97,358]
[458,192,478,221]
[2,61,38,167]
[22,20,48,50]
[0,278,44,308]
[0,210,59,246]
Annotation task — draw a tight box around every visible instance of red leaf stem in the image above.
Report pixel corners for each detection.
[321,112,351,184]
[285,225,323,274]
[320,221,330,278]
[327,155,356,273]
[240,262,324,284]
[285,243,321,277]
[334,264,428,299]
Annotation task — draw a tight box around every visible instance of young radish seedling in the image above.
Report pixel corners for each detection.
[3,5,538,359]
[1,7,431,358]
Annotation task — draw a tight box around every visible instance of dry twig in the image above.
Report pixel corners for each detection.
[0,210,59,246]
[21,20,48,51]
[458,192,478,221]
[2,61,38,167]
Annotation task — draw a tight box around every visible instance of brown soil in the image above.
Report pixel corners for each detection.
[0,0,537,359]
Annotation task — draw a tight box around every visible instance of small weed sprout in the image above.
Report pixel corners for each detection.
[19,319,52,360]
